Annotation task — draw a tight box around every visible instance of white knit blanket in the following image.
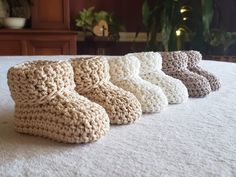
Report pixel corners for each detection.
[0,56,236,177]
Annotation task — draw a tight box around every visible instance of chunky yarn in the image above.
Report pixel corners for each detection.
[7,60,110,143]
[160,51,211,98]
[185,50,221,91]
[71,57,142,125]
[108,55,168,113]
[128,52,188,104]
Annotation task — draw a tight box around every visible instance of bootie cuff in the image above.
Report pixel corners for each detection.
[185,50,202,68]
[160,51,188,72]
[108,55,140,80]
[7,60,75,104]
[126,52,162,74]
[71,57,110,94]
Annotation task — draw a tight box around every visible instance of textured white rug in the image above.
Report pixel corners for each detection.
[0,56,236,177]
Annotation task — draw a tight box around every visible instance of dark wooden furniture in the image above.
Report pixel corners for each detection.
[0,29,77,55]
[32,0,70,29]
[82,36,116,55]
[77,40,146,55]
[0,0,77,56]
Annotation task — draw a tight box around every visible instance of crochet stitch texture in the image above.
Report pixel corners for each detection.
[7,60,110,143]
[128,52,188,104]
[71,57,142,125]
[185,50,221,91]
[108,55,168,113]
[160,51,211,98]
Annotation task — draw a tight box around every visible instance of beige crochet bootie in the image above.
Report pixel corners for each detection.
[7,60,110,143]
[185,50,221,91]
[71,57,142,125]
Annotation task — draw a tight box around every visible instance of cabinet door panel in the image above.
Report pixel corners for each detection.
[31,0,70,29]
[27,40,69,55]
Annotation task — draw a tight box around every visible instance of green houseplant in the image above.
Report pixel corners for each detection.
[142,0,190,51]
[75,7,125,40]
[190,0,236,55]
[142,0,236,54]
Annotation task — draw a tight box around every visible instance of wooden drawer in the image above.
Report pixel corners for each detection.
[27,40,70,55]
[0,29,77,56]
[0,40,26,55]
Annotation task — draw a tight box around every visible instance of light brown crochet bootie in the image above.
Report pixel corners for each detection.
[71,57,142,125]
[7,60,110,143]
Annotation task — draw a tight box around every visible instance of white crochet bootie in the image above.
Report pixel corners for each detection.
[7,60,110,143]
[127,52,188,104]
[108,55,168,113]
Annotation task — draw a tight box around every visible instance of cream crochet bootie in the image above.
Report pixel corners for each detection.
[108,55,168,113]
[185,50,221,91]
[160,51,211,98]
[71,57,142,125]
[7,60,110,143]
[127,52,188,104]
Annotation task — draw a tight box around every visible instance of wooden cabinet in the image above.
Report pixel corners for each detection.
[31,0,70,29]
[0,29,77,55]
[0,40,24,56]
[0,0,77,56]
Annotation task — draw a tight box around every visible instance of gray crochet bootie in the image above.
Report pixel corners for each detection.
[71,57,142,125]
[8,60,110,143]
[185,50,221,91]
[160,51,211,98]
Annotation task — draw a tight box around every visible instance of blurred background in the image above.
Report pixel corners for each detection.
[0,0,236,62]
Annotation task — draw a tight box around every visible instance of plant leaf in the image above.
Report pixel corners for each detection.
[201,0,213,35]
[94,11,109,22]
[142,0,151,28]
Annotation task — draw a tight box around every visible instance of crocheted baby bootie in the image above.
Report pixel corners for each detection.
[185,50,221,91]
[108,55,168,113]
[71,57,142,125]
[160,51,211,98]
[7,60,110,143]
[128,52,188,104]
